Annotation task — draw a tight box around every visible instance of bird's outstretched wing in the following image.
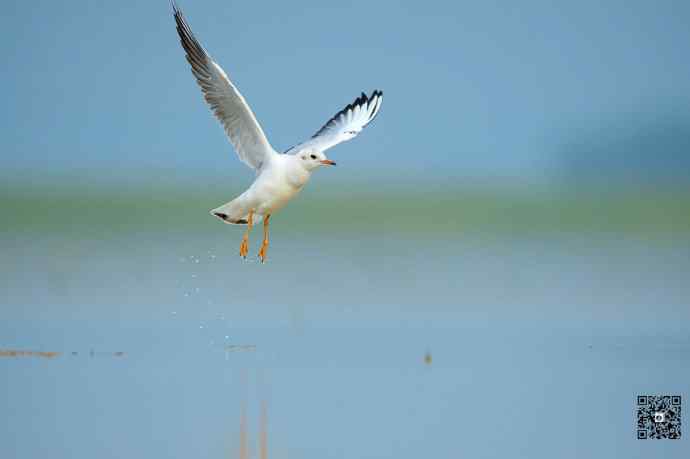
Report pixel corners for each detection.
[173,3,275,171]
[286,90,383,154]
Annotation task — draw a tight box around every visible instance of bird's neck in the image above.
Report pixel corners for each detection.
[285,155,312,189]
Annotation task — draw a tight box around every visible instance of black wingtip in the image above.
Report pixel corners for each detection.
[310,89,383,139]
[362,89,383,126]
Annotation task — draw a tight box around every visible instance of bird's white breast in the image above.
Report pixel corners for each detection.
[250,155,311,215]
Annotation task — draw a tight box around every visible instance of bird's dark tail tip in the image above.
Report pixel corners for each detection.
[212,212,248,225]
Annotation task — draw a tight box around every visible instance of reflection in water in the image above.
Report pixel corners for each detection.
[236,399,268,459]
[239,404,248,459]
[260,401,267,459]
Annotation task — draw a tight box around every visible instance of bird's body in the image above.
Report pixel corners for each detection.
[212,154,310,224]
[172,2,382,261]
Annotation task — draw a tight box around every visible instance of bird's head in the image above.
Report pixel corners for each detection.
[298,150,336,171]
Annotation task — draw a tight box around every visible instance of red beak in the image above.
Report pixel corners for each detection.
[320,159,337,166]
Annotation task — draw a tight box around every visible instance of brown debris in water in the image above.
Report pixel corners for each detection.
[225,345,257,352]
[0,349,126,358]
[0,349,60,358]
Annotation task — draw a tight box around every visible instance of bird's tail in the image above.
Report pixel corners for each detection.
[210,199,261,225]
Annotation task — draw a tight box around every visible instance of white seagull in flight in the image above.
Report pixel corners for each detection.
[172,3,383,262]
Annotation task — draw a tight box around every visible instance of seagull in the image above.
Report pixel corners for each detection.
[172,3,383,262]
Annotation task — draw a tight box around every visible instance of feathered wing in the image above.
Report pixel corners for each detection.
[173,3,275,171]
[287,90,383,154]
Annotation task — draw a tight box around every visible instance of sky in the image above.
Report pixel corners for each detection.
[3,0,690,186]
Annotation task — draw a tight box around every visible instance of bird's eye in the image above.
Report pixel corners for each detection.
[310,154,317,160]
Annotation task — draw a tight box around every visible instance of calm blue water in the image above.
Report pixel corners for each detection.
[1,233,689,458]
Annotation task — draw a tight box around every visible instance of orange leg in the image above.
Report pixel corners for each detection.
[239,209,254,258]
[258,214,271,263]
